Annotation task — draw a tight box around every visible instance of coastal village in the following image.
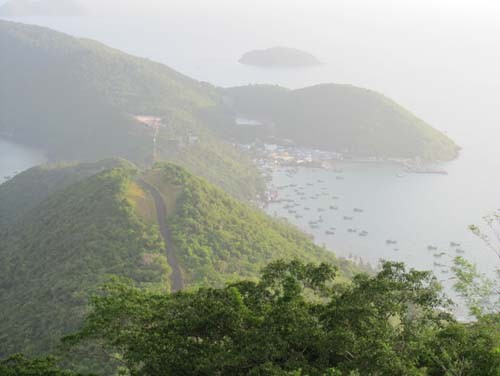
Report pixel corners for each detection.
[236,139,460,280]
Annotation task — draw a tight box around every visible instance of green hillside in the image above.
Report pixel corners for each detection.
[143,163,355,287]
[0,164,170,357]
[0,158,132,228]
[223,84,459,161]
[0,20,261,200]
[0,161,353,358]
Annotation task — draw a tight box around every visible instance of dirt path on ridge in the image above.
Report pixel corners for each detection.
[138,179,185,292]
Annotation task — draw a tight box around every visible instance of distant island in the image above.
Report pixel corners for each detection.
[239,46,321,67]
[0,0,82,17]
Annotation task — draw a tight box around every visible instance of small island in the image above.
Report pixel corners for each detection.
[239,46,321,67]
[0,0,83,17]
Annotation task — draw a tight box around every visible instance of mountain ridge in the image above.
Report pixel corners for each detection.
[0,160,355,357]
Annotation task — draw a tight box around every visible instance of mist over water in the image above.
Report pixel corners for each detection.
[2,1,499,294]
[0,139,45,180]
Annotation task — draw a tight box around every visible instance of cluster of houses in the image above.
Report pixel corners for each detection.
[241,142,344,170]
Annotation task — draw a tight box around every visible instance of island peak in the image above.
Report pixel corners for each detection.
[239,46,321,67]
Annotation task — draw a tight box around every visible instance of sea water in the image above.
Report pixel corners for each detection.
[0,139,45,182]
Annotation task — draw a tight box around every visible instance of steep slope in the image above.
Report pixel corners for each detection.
[0,20,262,200]
[0,165,170,357]
[223,84,459,161]
[0,161,354,357]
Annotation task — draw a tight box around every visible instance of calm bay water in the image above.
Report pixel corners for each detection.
[0,139,45,182]
[2,14,499,297]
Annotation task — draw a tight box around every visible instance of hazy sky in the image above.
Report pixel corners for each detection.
[2,0,498,142]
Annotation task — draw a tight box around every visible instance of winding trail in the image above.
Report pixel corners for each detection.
[138,179,185,292]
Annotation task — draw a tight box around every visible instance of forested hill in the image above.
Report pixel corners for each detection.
[0,20,261,200]
[0,161,354,358]
[143,163,355,287]
[0,158,131,227]
[0,163,170,357]
[223,84,459,161]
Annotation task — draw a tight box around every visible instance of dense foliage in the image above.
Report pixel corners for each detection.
[224,84,459,161]
[0,159,131,227]
[0,354,87,376]
[64,260,500,375]
[0,166,170,357]
[155,163,356,286]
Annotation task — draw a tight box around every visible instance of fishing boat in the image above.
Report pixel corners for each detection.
[450,241,461,247]
[343,216,353,220]
[386,240,397,245]
[427,245,438,251]
[456,249,465,254]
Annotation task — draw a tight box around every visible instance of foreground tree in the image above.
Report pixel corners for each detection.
[452,211,500,317]
[62,260,499,375]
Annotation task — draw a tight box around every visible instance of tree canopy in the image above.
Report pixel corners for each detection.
[64,260,500,375]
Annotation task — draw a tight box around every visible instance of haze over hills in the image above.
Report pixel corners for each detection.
[0,20,263,200]
[239,46,321,67]
[224,84,459,161]
[0,0,82,17]
[0,20,458,200]
[0,160,355,357]
[0,3,498,375]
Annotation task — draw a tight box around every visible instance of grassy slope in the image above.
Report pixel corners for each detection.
[223,84,459,161]
[0,20,261,200]
[0,166,170,357]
